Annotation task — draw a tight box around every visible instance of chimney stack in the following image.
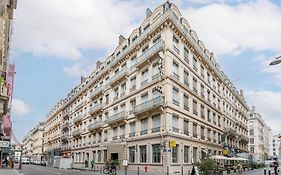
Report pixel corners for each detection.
[239,89,244,97]
[96,61,102,69]
[146,8,152,18]
[119,35,126,45]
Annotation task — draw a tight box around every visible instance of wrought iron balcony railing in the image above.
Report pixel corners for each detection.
[131,96,164,115]
[88,121,103,132]
[107,111,128,125]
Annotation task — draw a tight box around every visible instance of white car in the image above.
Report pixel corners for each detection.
[22,158,30,164]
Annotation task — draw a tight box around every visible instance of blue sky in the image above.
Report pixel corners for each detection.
[11,0,281,142]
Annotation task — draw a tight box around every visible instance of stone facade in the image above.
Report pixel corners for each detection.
[248,106,271,163]
[41,1,249,172]
[22,122,44,162]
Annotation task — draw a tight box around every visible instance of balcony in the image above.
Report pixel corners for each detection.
[88,121,103,132]
[225,127,237,137]
[73,114,83,124]
[62,112,69,120]
[89,103,104,115]
[72,129,82,137]
[90,85,104,99]
[75,102,84,111]
[239,134,249,142]
[131,96,164,115]
[107,111,128,125]
[62,121,69,130]
[109,68,129,86]
[61,133,69,141]
[135,40,165,69]
[152,127,161,133]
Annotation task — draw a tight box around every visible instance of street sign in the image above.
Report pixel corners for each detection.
[169,140,176,148]
[0,141,10,148]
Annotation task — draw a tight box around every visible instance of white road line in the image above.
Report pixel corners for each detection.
[25,165,61,175]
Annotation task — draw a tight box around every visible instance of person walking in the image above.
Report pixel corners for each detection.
[91,159,95,170]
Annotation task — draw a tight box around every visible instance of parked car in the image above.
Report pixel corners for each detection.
[22,158,30,164]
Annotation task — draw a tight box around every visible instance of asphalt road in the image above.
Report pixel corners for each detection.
[20,165,91,175]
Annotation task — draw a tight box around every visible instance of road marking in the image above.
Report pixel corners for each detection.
[25,165,61,175]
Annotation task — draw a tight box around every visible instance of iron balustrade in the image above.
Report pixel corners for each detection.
[88,121,103,131]
[107,111,128,124]
[131,96,164,115]
[89,103,104,114]
[90,85,104,98]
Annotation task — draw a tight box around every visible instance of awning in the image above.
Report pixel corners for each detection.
[210,155,248,161]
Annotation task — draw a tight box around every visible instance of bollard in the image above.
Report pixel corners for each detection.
[125,166,127,175]
[181,166,183,175]
[137,167,139,175]
[167,166,169,175]
[264,168,266,175]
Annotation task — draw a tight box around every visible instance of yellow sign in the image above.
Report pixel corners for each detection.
[169,140,176,148]
[223,149,228,155]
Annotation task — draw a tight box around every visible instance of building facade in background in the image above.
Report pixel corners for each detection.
[272,134,281,158]
[35,2,250,172]
[248,106,271,163]
[0,0,16,142]
[22,122,44,162]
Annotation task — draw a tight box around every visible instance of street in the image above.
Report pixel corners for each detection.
[18,165,267,175]
[20,165,90,175]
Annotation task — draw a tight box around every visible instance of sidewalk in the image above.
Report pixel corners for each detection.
[0,168,21,175]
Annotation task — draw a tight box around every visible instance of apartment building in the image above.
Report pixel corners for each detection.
[42,2,249,172]
[272,134,281,158]
[248,106,271,163]
[0,0,16,141]
[22,122,44,162]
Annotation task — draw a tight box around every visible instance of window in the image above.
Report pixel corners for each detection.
[141,118,148,135]
[201,126,205,139]
[152,144,161,163]
[173,87,179,106]
[130,55,137,67]
[201,105,205,119]
[207,129,211,141]
[184,70,189,87]
[141,69,149,85]
[172,114,179,133]
[250,138,254,144]
[152,63,159,80]
[129,122,136,137]
[153,35,161,44]
[129,146,135,163]
[183,94,189,111]
[120,125,125,139]
[200,84,204,97]
[152,114,161,133]
[120,83,126,96]
[184,47,189,63]
[207,110,211,122]
[114,88,119,100]
[183,120,189,135]
[184,146,189,163]
[142,45,149,53]
[200,65,205,78]
[213,112,217,125]
[172,144,179,163]
[98,150,101,162]
[141,92,148,102]
[173,61,179,79]
[105,94,109,104]
[130,77,136,91]
[140,145,147,163]
[113,127,118,140]
[193,100,198,115]
[193,123,197,138]
[130,98,136,111]
[193,78,197,93]
[193,147,198,163]
[173,35,180,54]
[249,129,254,135]
[193,57,198,71]
[103,150,107,162]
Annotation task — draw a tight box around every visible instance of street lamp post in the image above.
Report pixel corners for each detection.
[269,56,281,66]
[269,56,281,174]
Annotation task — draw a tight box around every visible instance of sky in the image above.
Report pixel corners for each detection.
[10,0,281,142]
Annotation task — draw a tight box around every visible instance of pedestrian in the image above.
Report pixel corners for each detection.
[91,159,95,170]
[274,161,278,175]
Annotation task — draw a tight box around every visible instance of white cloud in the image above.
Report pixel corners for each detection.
[13,0,147,59]
[180,1,281,56]
[63,63,87,77]
[245,89,281,135]
[11,98,31,117]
